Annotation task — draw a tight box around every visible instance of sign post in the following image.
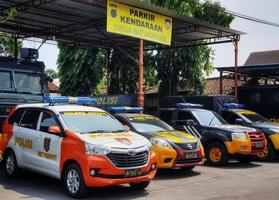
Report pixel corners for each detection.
[107,0,172,108]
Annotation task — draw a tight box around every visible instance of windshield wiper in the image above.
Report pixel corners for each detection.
[111,129,126,133]
[81,130,109,134]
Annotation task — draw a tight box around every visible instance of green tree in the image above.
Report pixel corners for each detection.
[57,43,104,96]
[145,0,234,96]
[0,8,21,57]
[107,49,157,95]
[45,69,58,79]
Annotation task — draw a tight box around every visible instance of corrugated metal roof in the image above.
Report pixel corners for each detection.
[0,0,244,49]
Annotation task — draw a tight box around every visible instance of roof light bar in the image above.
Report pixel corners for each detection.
[223,103,245,109]
[176,103,203,109]
[44,96,95,105]
[106,107,143,113]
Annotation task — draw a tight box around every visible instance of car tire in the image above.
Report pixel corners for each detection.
[206,142,228,166]
[130,181,150,191]
[4,150,19,177]
[235,156,254,163]
[63,163,88,198]
[257,139,275,161]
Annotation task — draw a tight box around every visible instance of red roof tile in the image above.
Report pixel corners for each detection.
[244,50,279,66]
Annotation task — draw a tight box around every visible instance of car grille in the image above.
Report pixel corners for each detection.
[248,132,266,152]
[248,132,265,142]
[107,151,149,168]
[176,158,202,164]
[176,142,198,151]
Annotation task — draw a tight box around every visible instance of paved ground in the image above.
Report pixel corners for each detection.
[1,160,279,200]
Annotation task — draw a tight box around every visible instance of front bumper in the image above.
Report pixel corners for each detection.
[153,145,204,169]
[225,136,266,155]
[269,133,279,151]
[81,151,157,187]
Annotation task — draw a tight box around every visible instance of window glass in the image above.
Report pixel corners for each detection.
[227,113,240,124]
[40,112,59,133]
[0,71,12,89]
[128,116,174,133]
[221,111,232,122]
[14,72,42,91]
[20,109,40,129]
[8,108,25,125]
[160,111,172,124]
[60,111,125,134]
[238,112,267,123]
[177,111,195,121]
[192,110,227,126]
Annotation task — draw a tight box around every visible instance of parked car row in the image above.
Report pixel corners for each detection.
[0,97,276,198]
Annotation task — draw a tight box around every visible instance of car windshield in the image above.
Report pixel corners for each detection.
[60,111,126,134]
[238,111,267,123]
[0,70,44,103]
[128,115,174,133]
[192,110,227,126]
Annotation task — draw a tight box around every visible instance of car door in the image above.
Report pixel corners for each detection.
[35,110,63,178]
[174,110,203,139]
[16,108,41,168]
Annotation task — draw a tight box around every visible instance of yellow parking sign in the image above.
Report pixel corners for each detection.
[107,0,172,45]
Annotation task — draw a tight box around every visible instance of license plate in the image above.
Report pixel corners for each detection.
[185,152,198,159]
[256,142,263,148]
[124,169,142,177]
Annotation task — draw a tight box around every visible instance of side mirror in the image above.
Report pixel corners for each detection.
[48,126,61,135]
[235,118,244,125]
[186,119,196,126]
[124,125,131,132]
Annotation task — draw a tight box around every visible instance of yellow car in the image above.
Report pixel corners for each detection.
[114,111,204,170]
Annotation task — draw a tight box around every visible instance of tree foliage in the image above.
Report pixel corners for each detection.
[144,0,234,96]
[0,8,21,57]
[57,43,104,96]
[45,69,58,79]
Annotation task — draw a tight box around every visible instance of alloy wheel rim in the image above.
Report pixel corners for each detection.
[67,169,80,194]
[209,147,222,162]
[6,155,15,175]
[258,147,268,158]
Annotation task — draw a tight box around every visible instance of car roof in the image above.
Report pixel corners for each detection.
[16,103,105,113]
[160,108,208,112]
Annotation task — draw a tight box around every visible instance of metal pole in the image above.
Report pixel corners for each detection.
[219,70,223,95]
[14,35,18,58]
[234,37,239,98]
[138,39,144,108]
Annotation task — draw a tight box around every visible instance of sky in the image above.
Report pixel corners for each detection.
[24,0,279,77]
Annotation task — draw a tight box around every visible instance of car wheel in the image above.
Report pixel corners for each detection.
[257,139,275,161]
[206,142,228,166]
[235,156,254,163]
[130,181,150,191]
[63,163,88,198]
[4,150,19,177]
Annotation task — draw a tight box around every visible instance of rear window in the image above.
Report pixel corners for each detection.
[8,108,25,125]
[20,109,41,130]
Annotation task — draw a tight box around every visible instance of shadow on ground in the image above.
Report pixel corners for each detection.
[0,170,149,200]
[203,160,262,169]
[154,168,201,181]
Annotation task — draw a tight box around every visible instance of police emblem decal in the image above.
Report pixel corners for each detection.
[44,137,51,152]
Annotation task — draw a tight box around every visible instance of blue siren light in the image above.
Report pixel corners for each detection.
[44,96,95,105]
[176,103,203,109]
[107,107,143,113]
[223,103,245,109]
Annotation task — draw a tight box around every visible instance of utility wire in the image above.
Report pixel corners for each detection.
[187,0,279,28]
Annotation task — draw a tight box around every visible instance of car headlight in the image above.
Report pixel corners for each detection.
[145,142,152,152]
[269,128,279,133]
[150,138,173,149]
[231,132,247,140]
[85,143,111,155]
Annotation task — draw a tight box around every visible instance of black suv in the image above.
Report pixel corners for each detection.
[158,103,266,166]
